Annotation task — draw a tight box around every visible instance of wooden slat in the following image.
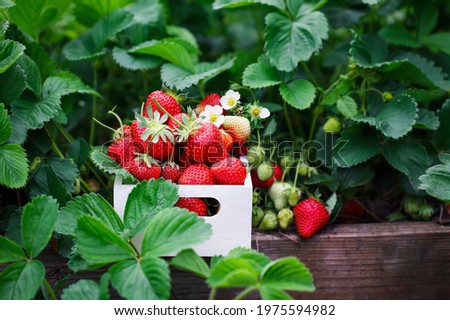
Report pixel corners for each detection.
[5,222,449,299]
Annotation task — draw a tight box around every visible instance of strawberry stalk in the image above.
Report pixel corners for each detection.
[152,98,188,130]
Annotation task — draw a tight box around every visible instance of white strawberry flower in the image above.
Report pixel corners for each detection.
[220,89,240,110]
[199,105,225,127]
[250,105,270,120]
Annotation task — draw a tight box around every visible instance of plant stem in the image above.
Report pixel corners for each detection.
[301,62,319,87]
[293,162,301,187]
[79,178,92,193]
[308,107,321,141]
[43,279,57,300]
[234,287,255,300]
[283,100,295,141]
[89,63,99,146]
[312,0,328,11]
[209,288,217,300]
[129,241,141,258]
[45,126,65,159]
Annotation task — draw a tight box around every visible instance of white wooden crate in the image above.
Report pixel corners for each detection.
[113,158,253,257]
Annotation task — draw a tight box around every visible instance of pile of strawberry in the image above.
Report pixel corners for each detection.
[104,89,259,216]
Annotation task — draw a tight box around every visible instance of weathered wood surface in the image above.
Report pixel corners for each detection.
[37,222,450,299]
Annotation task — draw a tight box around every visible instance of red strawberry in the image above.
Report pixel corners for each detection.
[220,130,234,154]
[161,162,182,182]
[186,122,226,165]
[122,125,132,138]
[176,197,208,216]
[131,119,175,161]
[251,170,274,188]
[223,116,250,144]
[196,93,222,114]
[293,199,329,239]
[177,150,193,170]
[211,157,247,185]
[178,164,215,185]
[233,143,248,156]
[144,90,182,120]
[108,138,141,169]
[341,199,365,217]
[128,157,162,181]
[272,163,283,181]
[168,113,187,130]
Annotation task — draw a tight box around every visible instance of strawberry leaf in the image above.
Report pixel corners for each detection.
[265,9,328,72]
[242,56,282,89]
[352,94,418,139]
[170,249,211,278]
[0,103,11,145]
[336,95,358,118]
[109,256,170,300]
[0,39,25,73]
[75,215,135,265]
[0,261,45,300]
[141,207,212,257]
[61,274,110,300]
[90,148,137,182]
[0,63,26,105]
[0,144,29,189]
[0,236,26,264]
[212,0,285,10]
[433,99,450,151]
[123,179,179,238]
[419,154,450,202]
[335,124,380,167]
[112,46,161,71]
[279,80,316,110]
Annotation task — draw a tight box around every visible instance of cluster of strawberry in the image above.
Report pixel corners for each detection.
[105,89,255,216]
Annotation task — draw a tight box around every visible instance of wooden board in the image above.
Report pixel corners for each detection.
[16,222,450,299]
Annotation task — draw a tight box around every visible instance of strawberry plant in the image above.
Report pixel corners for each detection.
[1,0,450,301]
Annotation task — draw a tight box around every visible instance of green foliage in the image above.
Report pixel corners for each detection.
[90,148,137,182]
[419,154,450,202]
[172,247,315,300]
[0,40,25,73]
[279,80,316,110]
[61,274,110,300]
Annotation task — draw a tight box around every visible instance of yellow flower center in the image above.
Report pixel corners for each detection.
[209,114,218,122]
[252,107,261,117]
[227,98,235,107]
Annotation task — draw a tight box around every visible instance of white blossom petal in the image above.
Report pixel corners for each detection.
[215,115,225,127]
[259,108,270,119]
[211,105,223,114]
[204,105,215,113]
[199,111,209,119]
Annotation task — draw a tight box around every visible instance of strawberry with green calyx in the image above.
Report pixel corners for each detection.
[144,89,182,120]
[178,163,215,185]
[278,208,294,229]
[323,117,342,134]
[403,197,421,217]
[293,198,330,239]
[222,116,250,144]
[186,122,226,165]
[128,153,162,181]
[252,207,265,228]
[133,111,175,161]
[257,162,273,181]
[247,145,265,167]
[259,210,278,231]
[382,92,393,102]
[269,181,291,211]
[175,197,208,216]
[210,157,247,185]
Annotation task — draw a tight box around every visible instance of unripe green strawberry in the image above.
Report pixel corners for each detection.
[277,208,293,229]
[418,203,434,221]
[383,92,393,101]
[404,197,420,216]
[280,155,293,169]
[247,146,265,167]
[252,207,265,228]
[259,210,278,231]
[257,162,273,181]
[323,117,342,134]
[307,166,318,177]
[287,187,302,207]
[298,163,309,176]
[269,181,291,211]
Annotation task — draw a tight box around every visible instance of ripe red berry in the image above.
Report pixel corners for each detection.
[178,164,215,185]
[272,163,283,181]
[341,199,365,217]
[161,162,182,183]
[176,197,208,216]
[293,199,329,239]
[128,158,162,181]
[250,170,274,188]
[186,122,226,165]
[144,90,182,120]
[211,157,247,185]
[196,93,222,114]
